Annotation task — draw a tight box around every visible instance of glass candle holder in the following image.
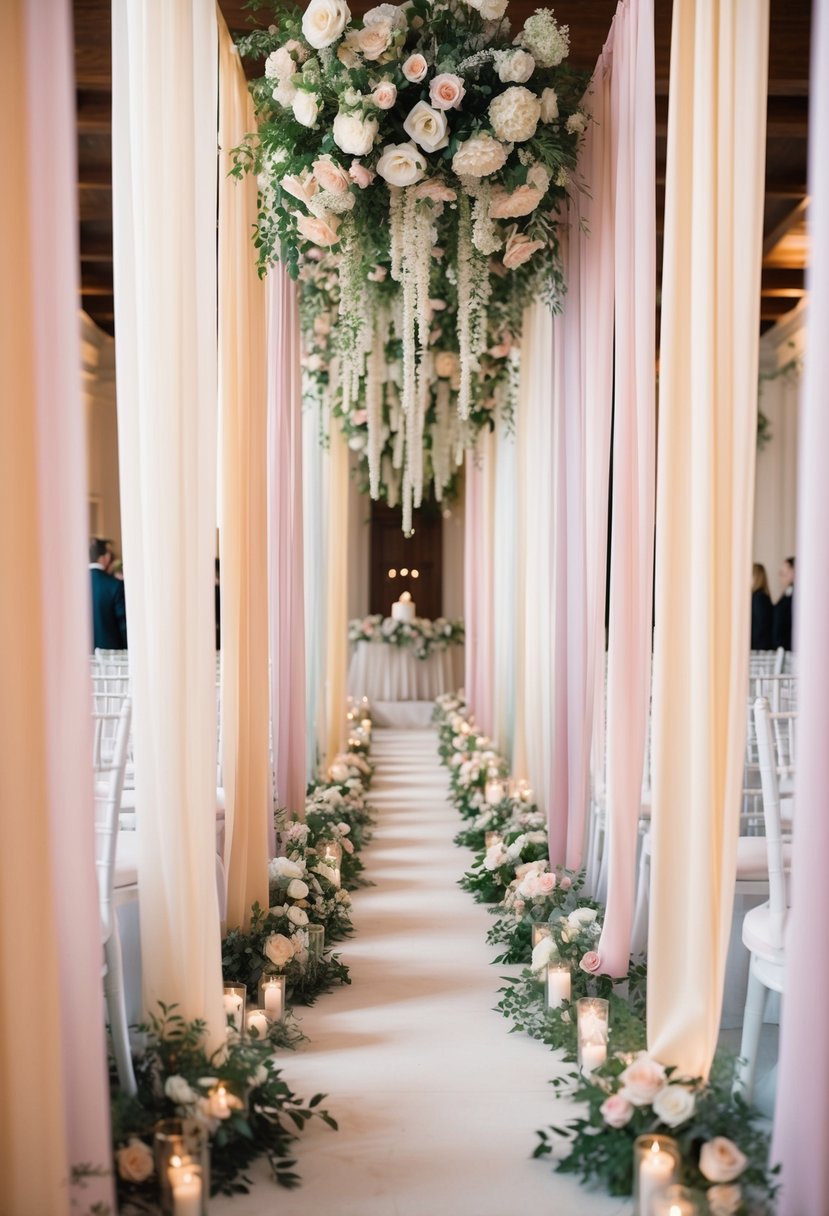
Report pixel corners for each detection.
[517,779,533,803]
[360,717,372,732]
[484,831,503,849]
[633,1136,681,1216]
[531,922,553,947]
[651,1186,705,1216]
[306,923,325,961]
[244,1007,273,1042]
[320,841,343,888]
[485,778,505,806]
[153,1119,208,1216]
[258,972,286,1021]
[545,963,571,1009]
[222,983,246,1038]
[576,997,609,1074]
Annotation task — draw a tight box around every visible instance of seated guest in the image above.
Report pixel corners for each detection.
[772,555,795,652]
[89,537,127,650]
[750,563,773,649]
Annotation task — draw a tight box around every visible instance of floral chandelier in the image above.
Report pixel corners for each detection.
[236,0,586,528]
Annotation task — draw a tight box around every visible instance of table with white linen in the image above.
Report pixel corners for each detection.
[347,639,463,703]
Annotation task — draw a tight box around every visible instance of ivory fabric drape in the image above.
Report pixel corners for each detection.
[771,2,829,1206]
[492,421,518,758]
[0,2,114,1208]
[463,431,496,736]
[325,419,350,767]
[647,0,768,1077]
[112,0,225,1041]
[303,380,328,776]
[268,266,308,820]
[218,20,271,927]
[597,0,656,976]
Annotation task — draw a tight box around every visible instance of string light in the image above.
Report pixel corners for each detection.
[388,568,397,579]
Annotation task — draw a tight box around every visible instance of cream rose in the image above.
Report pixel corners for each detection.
[272,79,298,108]
[618,1053,668,1107]
[479,0,508,16]
[489,85,540,142]
[355,19,393,59]
[265,47,297,81]
[413,178,457,202]
[699,1138,748,1184]
[333,111,379,156]
[707,1185,743,1216]
[164,1074,199,1105]
[288,905,309,927]
[567,907,598,930]
[536,871,556,894]
[600,1094,634,1129]
[483,843,508,871]
[531,935,559,972]
[287,878,310,900]
[579,950,602,974]
[364,2,407,29]
[429,72,466,110]
[281,172,317,207]
[349,161,375,188]
[330,761,350,781]
[403,101,449,153]
[451,133,509,178]
[402,53,428,82]
[527,162,551,192]
[264,932,296,968]
[489,184,544,219]
[313,155,350,193]
[293,90,320,127]
[503,227,545,269]
[566,111,587,135]
[539,87,559,122]
[496,49,536,83]
[296,212,341,247]
[372,80,398,109]
[117,1139,154,1183]
[376,142,427,187]
[301,0,351,49]
[651,1084,696,1128]
[270,856,304,880]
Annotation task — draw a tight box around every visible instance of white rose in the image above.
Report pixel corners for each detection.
[483,843,508,871]
[164,1074,199,1106]
[330,762,349,782]
[618,1053,668,1107]
[117,1139,154,1183]
[302,0,351,49]
[293,90,320,127]
[566,111,587,135]
[527,162,551,192]
[403,101,449,153]
[372,80,398,109]
[356,19,393,59]
[707,1185,743,1216]
[699,1138,749,1184]
[272,79,298,108]
[376,142,427,187]
[264,932,296,968]
[333,111,379,156]
[479,0,508,15]
[288,905,309,927]
[530,936,558,972]
[364,2,407,29]
[497,49,536,83]
[270,856,304,880]
[451,133,509,178]
[489,86,540,143]
[287,878,310,899]
[566,907,598,930]
[651,1084,696,1128]
[539,87,559,122]
[265,47,297,81]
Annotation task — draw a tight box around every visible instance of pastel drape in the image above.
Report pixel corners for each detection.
[268,266,307,820]
[324,419,349,767]
[771,1,829,1206]
[463,431,496,736]
[303,378,328,777]
[112,0,225,1041]
[218,20,271,927]
[492,421,518,758]
[0,1,113,1208]
[647,0,768,1077]
[598,0,657,976]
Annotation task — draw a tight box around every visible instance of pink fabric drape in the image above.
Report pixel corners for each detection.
[0,0,113,1207]
[771,1,829,1206]
[598,0,657,976]
[464,437,495,734]
[268,267,307,825]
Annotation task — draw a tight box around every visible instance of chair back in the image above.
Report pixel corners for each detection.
[94,696,132,942]
[753,696,794,949]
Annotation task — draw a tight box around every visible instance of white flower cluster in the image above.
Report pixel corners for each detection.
[517,9,570,68]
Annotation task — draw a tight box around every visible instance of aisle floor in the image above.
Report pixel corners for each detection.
[215,728,626,1216]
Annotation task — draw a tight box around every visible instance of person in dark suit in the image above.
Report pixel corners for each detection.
[89,537,127,650]
[750,563,774,649]
[772,555,795,652]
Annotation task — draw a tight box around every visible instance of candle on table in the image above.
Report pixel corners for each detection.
[261,976,285,1021]
[484,831,503,849]
[223,992,242,1031]
[400,591,412,603]
[307,923,325,960]
[634,1136,681,1216]
[485,778,504,806]
[171,1167,202,1216]
[576,997,610,1074]
[580,1041,607,1073]
[212,1085,231,1118]
[545,964,571,1009]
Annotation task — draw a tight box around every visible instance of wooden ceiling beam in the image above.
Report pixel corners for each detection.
[760,296,802,320]
[76,91,111,133]
[761,267,805,294]
[78,165,112,190]
[763,197,809,258]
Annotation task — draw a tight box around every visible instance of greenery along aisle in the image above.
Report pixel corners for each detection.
[432,693,778,1215]
[233,0,588,526]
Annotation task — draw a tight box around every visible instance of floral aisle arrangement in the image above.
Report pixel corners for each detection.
[234,0,587,528]
[432,692,778,1215]
[349,613,464,658]
[111,1004,336,1206]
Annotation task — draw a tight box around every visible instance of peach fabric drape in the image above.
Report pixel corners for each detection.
[268,266,308,819]
[647,0,768,1077]
[771,1,829,1206]
[0,2,114,1208]
[597,0,657,976]
[218,20,271,927]
[112,0,225,1042]
[325,420,350,767]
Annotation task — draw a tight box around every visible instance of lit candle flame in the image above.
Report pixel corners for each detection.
[650,1140,660,1154]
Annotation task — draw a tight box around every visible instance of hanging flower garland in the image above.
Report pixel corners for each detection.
[234,0,587,524]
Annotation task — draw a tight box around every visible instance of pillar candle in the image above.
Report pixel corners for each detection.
[171,1169,202,1216]
[262,979,284,1020]
[546,964,572,1008]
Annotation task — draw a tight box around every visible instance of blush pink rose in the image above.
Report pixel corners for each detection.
[373,80,398,109]
[349,161,376,188]
[281,172,318,206]
[489,184,544,219]
[402,53,428,82]
[559,875,573,890]
[699,1138,748,1184]
[618,1053,668,1106]
[312,155,350,193]
[351,409,368,425]
[296,213,341,247]
[413,178,457,203]
[537,871,556,894]
[579,950,602,974]
[600,1094,634,1129]
[503,227,546,269]
[429,72,466,110]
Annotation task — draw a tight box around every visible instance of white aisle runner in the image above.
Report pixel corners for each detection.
[217,728,624,1216]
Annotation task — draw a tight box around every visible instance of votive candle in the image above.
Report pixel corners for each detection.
[259,974,286,1021]
[633,1136,681,1216]
[576,997,609,1074]
[307,923,325,960]
[485,778,504,806]
[545,963,571,1009]
[245,1009,272,1040]
[651,1185,705,1216]
[171,1165,203,1216]
[222,984,246,1036]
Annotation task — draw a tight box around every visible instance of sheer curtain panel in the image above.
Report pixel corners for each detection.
[112,0,225,1041]
[325,420,350,767]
